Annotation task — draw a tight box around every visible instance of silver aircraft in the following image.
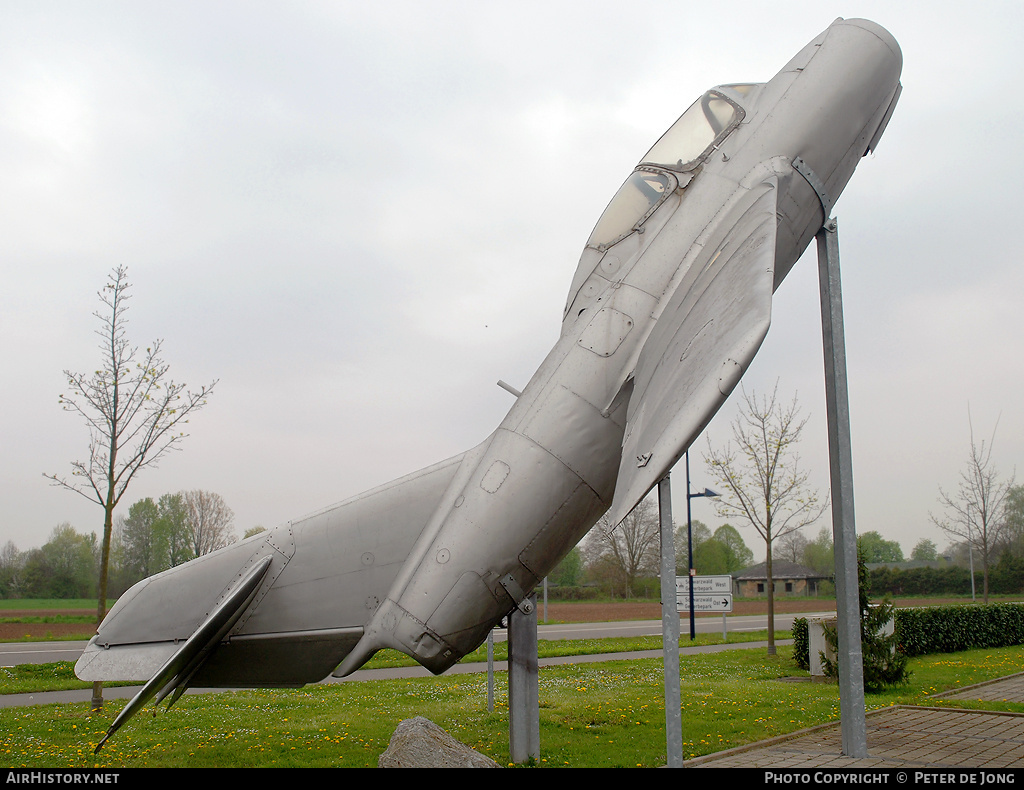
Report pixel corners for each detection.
[78,17,902,749]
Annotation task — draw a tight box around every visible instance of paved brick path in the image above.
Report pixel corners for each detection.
[687,674,1024,768]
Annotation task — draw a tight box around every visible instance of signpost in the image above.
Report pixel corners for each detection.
[676,593,732,612]
[676,575,732,595]
[677,575,732,638]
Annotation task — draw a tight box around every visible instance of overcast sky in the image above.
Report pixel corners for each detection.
[2,0,1022,564]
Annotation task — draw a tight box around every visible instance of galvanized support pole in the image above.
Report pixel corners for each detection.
[816,218,868,758]
[508,594,539,763]
[487,629,495,712]
[659,474,684,767]
[685,454,696,640]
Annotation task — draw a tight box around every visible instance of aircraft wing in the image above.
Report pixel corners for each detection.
[605,177,779,525]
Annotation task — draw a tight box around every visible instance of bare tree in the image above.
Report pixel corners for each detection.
[584,494,660,598]
[0,541,26,598]
[777,529,809,564]
[703,383,827,654]
[930,415,1015,603]
[182,490,236,556]
[44,266,216,707]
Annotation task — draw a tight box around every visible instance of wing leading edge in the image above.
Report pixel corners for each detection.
[606,176,779,525]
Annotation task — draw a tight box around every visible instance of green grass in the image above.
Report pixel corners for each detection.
[1,641,1022,768]
[2,633,98,644]
[0,630,788,694]
[0,615,96,625]
[0,600,99,611]
[0,663,143,695]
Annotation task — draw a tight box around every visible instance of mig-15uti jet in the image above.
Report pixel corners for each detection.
[78,17,902,751]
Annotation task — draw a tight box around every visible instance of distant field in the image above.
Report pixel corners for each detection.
[537,595,1024,623]
[0,600,102,640]
[0,599,99,611]
[0,597,827,626]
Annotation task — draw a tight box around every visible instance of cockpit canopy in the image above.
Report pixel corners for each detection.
[585,89,747,250]
[641,89,744,171]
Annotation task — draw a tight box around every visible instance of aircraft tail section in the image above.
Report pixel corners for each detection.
[92,556,274,752]
[76,448,478,749]
[76,527,295,683]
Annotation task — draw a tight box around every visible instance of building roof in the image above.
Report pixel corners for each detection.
[734,561,826,581]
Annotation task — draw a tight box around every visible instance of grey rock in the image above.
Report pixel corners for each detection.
[378,716,501,768]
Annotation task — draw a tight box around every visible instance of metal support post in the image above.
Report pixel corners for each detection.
[659,474,683,767]
[685,456,696,640]
[816,218,868,758]
[487,629,495,712]
[508,593,539,763]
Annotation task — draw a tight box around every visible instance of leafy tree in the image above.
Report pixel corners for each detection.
[704,383,827,654]
[989,551,1024,594]
[44,266,217,707]
[155,492,193,569]
[675,519,711,575]
[548,546,583,587]
[910,538,938,562]
[692,533,730,575]
[22,524,97,599]
[1000,485,1024,557]
[119,497,160,582]
[678,520,755,577]
[802,527,834,576]
[703,524,753,573]
[21,549,52,599]
[857,530,904,563]
[930,416,1015,602]
[45,524,98,598]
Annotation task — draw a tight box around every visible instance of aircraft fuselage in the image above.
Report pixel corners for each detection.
[77,18,902,709]
[337,18,902,674]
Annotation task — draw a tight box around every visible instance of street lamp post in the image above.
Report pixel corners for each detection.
[685,450,719,640]
[967,503,976,602]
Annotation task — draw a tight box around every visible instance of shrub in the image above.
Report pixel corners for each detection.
[792,617,809,671]
[821,556,910,692]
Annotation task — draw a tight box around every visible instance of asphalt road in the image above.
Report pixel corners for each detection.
[1,611,833,667]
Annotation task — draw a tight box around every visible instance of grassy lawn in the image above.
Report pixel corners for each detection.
[0,630,787,694]
[2,640,1022,768]
[0,600,99,611]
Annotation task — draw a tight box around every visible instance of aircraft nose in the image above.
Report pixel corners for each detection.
[822,18,902,125]
[841,18,903,68]
[788,18,903,203]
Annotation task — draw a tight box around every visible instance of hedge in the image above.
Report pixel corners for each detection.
[895,602,1024,657]
[793,602,1024,668]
